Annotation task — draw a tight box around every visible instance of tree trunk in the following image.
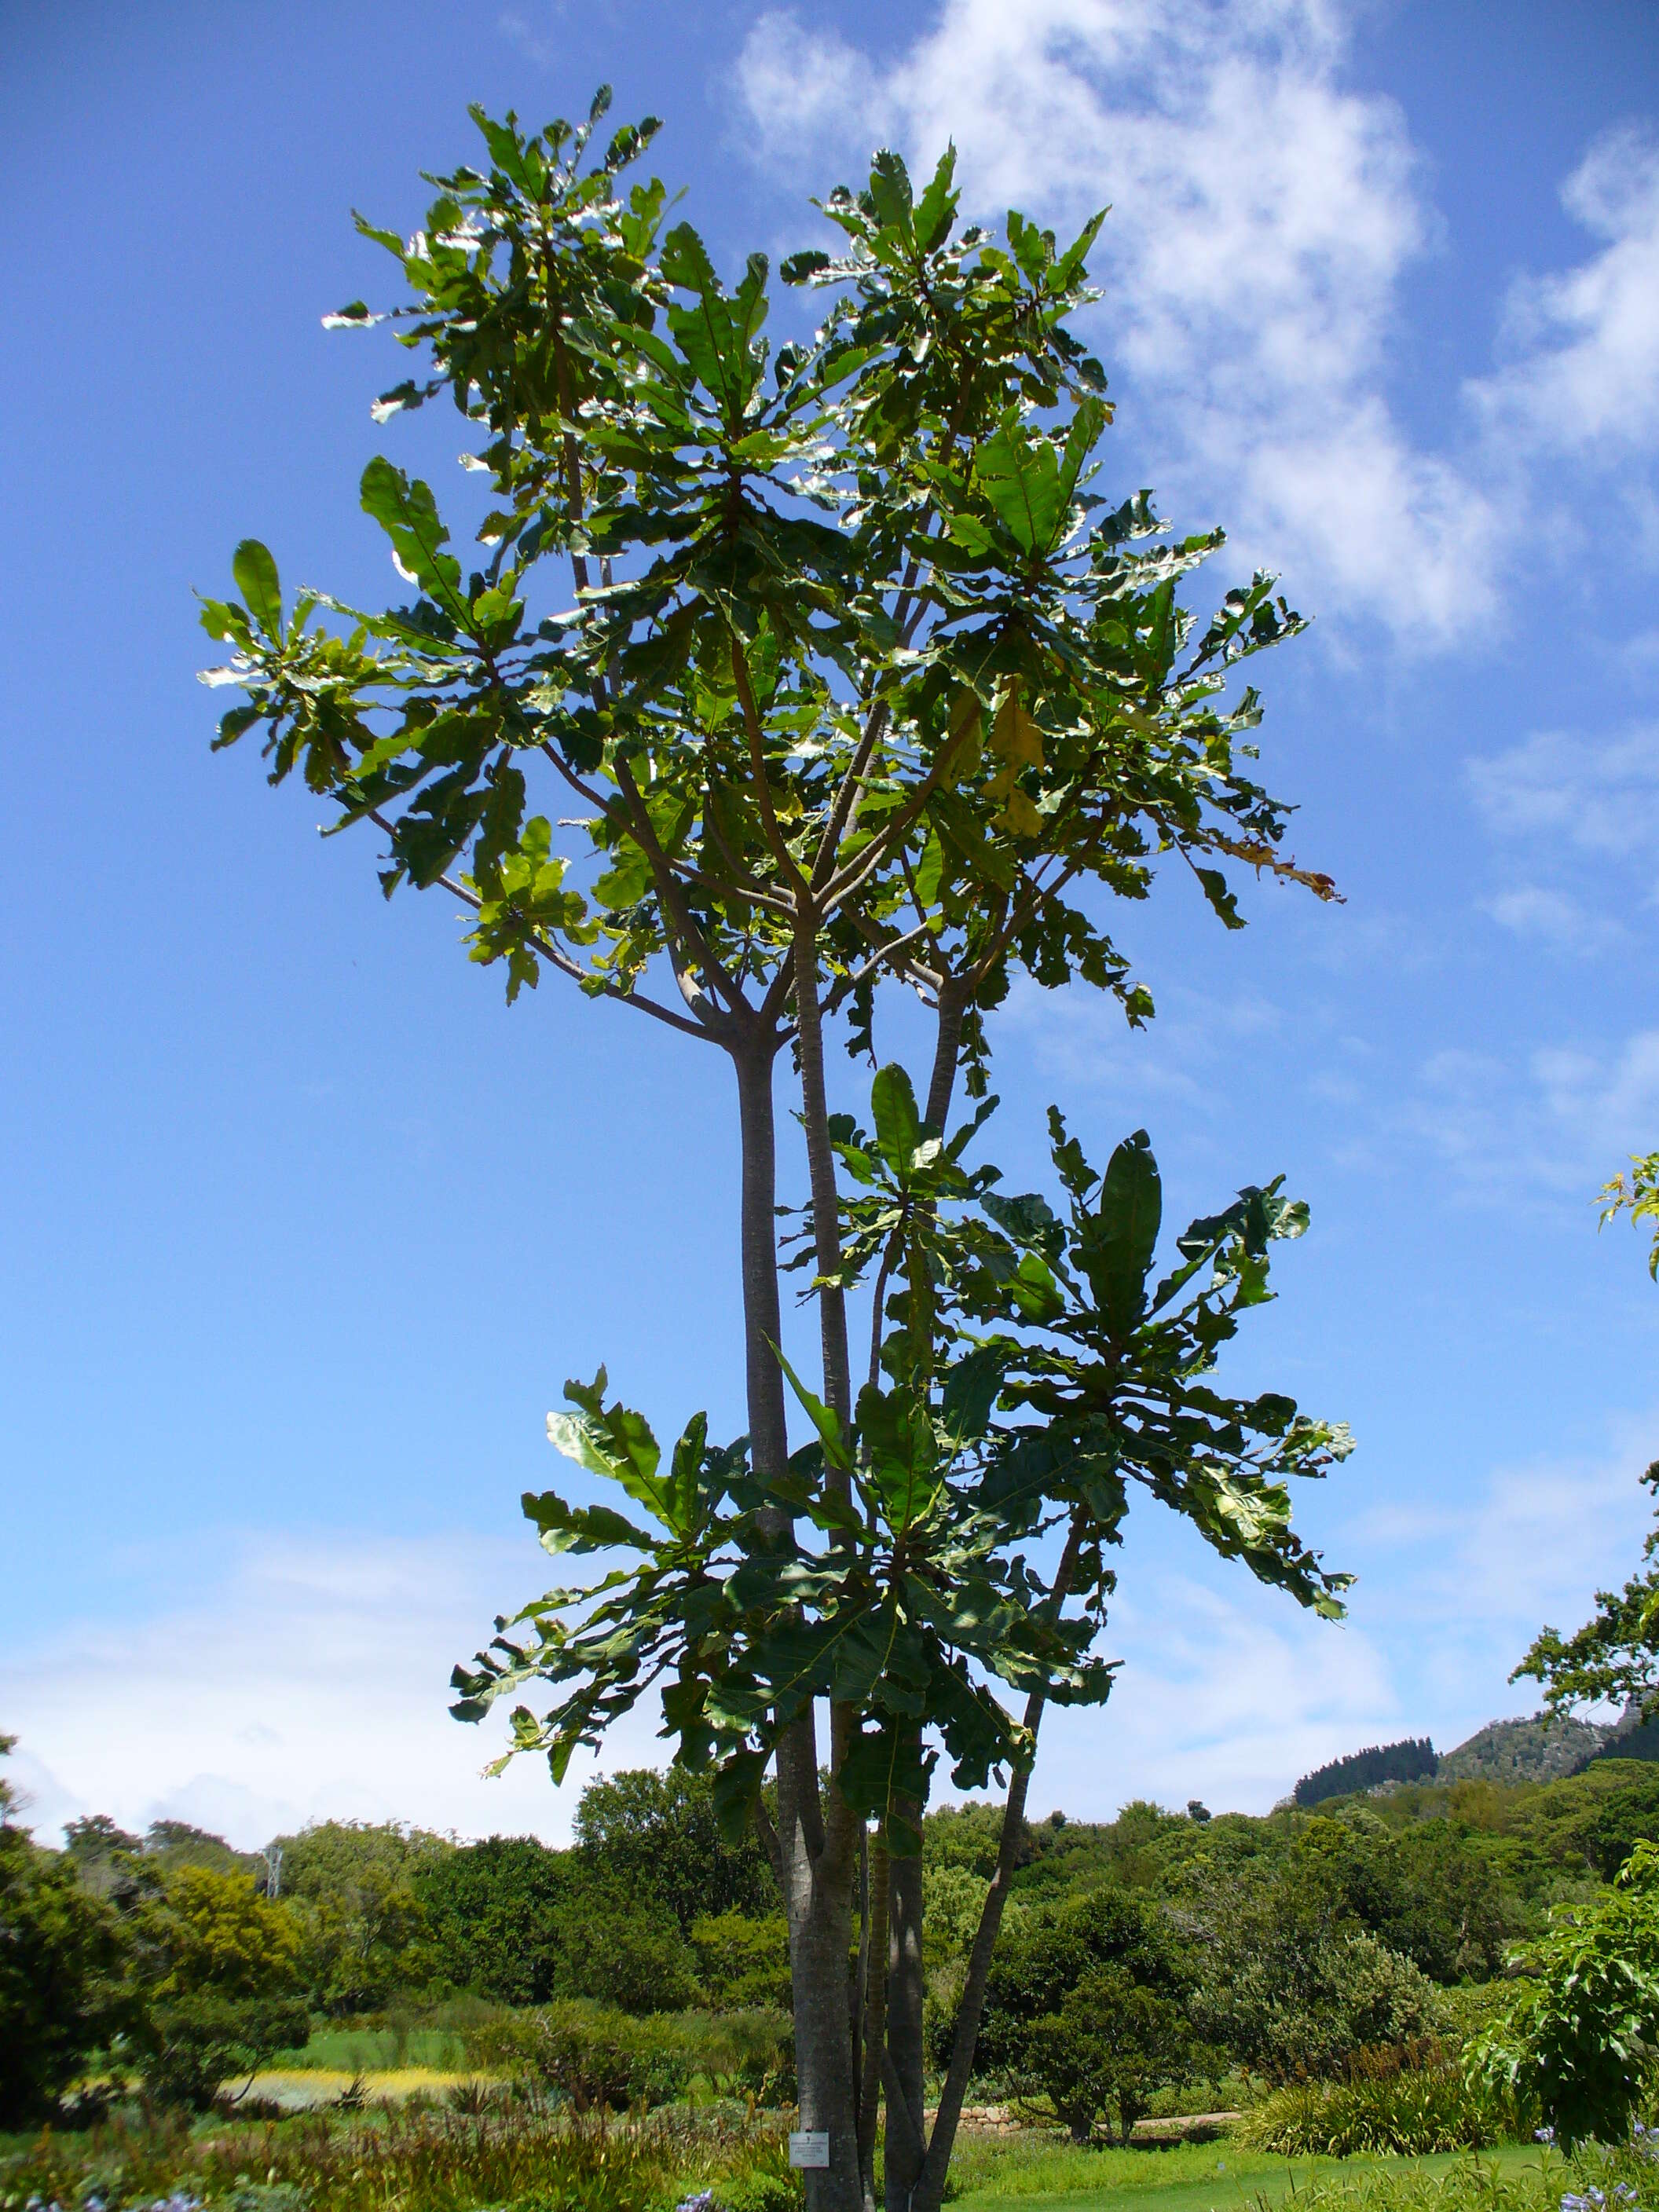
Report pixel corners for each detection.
[885,976,969,2212]
[884,1846,927,2212]
[911,1525,1083,2212]
[857,1840,891,2212]
[731,1034,862,2212]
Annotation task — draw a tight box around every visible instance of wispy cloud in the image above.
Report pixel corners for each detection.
[734,2,1659,646]
[2,1534,666,1850]
[1468,725,1659,859]
[1350,1405,1659,1734]
[1404,1027,1659,1203]
[1483,885,1624,957]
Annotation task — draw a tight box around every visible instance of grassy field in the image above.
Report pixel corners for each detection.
[946,2134,1554,2212]
[266,2023,473,2070]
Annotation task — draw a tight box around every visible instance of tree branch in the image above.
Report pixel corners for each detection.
[364,809,715,1042]
[917,1519,1085,2212]
[731,632,811,899]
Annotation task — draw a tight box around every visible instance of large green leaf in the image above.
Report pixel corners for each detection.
[1077,1129,1162,1338]
[661,223,770,416]
[232,540,282,639]
[870,1061,925,1174]
[546,1371,693,1533]
[359,456,465,615]
[976,419,1064,556]
[522,1488,658,1555]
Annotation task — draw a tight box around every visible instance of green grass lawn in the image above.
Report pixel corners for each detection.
[947,2134,1555,2212]
[266,2023,472,2071]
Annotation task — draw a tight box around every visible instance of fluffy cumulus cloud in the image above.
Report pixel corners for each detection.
[1471,129,1659,463]
[734,1,1659,643]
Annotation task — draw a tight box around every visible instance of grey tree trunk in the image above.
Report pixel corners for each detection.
[884,980,971,2212]
[732,1035,863,2212]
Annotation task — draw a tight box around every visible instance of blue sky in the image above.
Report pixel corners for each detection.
[3,0,1658,1848]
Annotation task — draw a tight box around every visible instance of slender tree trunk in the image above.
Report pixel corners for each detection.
[884,973,970,2212]
[857,1840,891,2212]
[912,1526,1083,2212]
[923,977,966,1133]
[731,1031,862,2212]
[734,1031,792,1489]
[884,1852,927,2212]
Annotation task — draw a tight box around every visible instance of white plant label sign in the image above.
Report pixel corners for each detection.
[789,2133,831,2170]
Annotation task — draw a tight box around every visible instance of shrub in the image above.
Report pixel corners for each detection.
[1018,1965,1202,2144]
[1214,1928,1445,2085]
[688,1913,791,2012]
[1240,2043,1516,2157]
[1467,1838,1659,2148]
[137,1989,313,2110]
[0,1816,130,2124]
[558,1894,703,2015]
[478,1998,691,2108]
[474,2000,793,2111]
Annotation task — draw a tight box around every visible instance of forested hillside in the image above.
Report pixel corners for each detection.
[15,1719,1659,2126]
[1294,1739,1438,1806]
[31,1752,1659,2034]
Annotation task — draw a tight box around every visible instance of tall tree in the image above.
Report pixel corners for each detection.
[204,97,1350,2212]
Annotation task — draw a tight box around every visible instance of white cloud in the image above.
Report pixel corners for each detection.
[1472,128,1659,459]
[1406,1027,1659,1197]
[8,1467,1648,1838]
[1533,1030,1659,1162]
[1035,1568,1397,1817]
[736,5,1659,645]
[1020,1401,1654,1812]
[1,1534,668,1851]
[1367,1408,1659,1738]
[4,1516,1394,1833]
[736,0,1500,640]
[1483,885,1623,956]
[1468,725,1659,859]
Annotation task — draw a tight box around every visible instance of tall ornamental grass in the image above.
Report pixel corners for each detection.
[1240,2046,1520,2159]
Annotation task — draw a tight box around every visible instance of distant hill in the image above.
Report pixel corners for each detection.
[1588,1707,1659,1765]
[1290,1708,1659,1807]
[1437,1712,1610,1783]
[1294,1738,1438,1807]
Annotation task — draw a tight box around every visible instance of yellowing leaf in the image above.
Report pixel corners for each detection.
[996,789,1042,838]
[990,684,1043,771]
[943,688,983,782]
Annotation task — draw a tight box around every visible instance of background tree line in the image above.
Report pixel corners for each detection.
[13,1726,1659,2131]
